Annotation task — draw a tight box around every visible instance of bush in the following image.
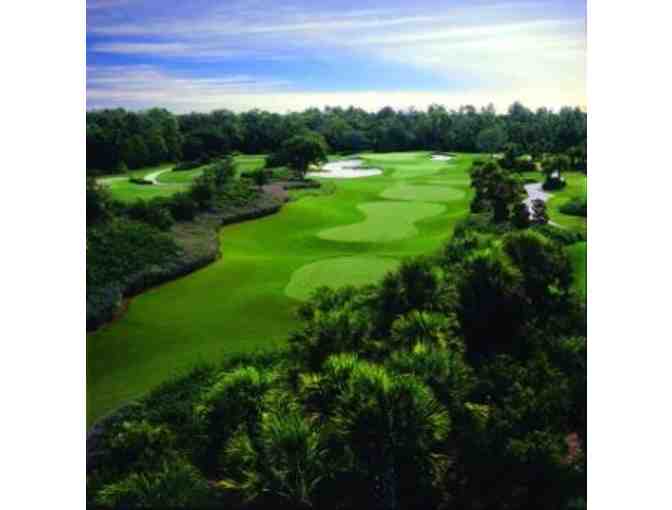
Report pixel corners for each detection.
[531,198,549,225]
[511,202,531,228]
[532,224,585,245]
[219,408,327,507]
[87,178,112,226]
[543,176,566,190]
[167,192,199,221]
[86,219,180,289]
[125,199,175,230]
[129,177,153,185]
[265,150,289,169]
[559,196,587,217]
[95,458,211,509]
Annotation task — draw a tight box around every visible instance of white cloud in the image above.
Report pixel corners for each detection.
[86,66,585,113]
[86,1,586,110]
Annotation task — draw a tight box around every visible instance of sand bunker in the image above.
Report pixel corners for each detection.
[524,182,560,226]
[307,159,382,179]
[430,154,454,161]
[523,182,552,210]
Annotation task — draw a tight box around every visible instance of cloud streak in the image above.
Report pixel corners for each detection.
[86,0,586,112]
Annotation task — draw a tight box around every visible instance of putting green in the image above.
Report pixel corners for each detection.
[380,184,465,203]
[285,256,399,301]
[318,201,445,243]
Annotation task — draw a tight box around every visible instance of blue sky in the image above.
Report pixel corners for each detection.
[86,0,586,113]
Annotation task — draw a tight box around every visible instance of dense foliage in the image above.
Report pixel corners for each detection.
[87,160,586,509]
[559,196,588,217]
[86,156,266,330]
[87,108,182,173]
[88,102,586,174]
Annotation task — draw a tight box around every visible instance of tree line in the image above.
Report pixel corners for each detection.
[87,102,587,173]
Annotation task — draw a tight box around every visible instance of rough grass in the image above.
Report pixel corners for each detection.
[87,152,482,425]
[284,255,399,301]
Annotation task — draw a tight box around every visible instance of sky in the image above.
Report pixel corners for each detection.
[86,0,586,113]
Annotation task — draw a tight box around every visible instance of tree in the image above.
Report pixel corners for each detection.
[86,178,112,226]
[531,199,549,225]
[470,160,525,223]
[512,202,531,228]
[476,125,508,155]
[282,131,328,179]
[331,362,450,508]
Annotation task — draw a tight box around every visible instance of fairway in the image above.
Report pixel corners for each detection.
[99,155,266,202]
[285,255,399,301]
[87,151,476,424]
[87,151,587,426]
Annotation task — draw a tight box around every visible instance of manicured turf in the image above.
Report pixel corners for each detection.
[87,151,476,425]
[285,255,399,301]
[318,201,446,243]
[88,152,588,426]
[380,184,465,202]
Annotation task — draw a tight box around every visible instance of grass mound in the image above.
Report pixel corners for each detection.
[318,201,445,243]
[284,256,399,301]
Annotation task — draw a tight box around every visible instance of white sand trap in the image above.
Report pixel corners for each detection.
[523,182,552,209]
[144,168,171,184]
[307,159,382,179]
[524,182,560,226]
[430,154,454,161]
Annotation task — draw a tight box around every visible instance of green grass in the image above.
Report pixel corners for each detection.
[88,152,476,425]
[100,156,268,203]
[521,170,587,235]
[285,255,399,301]
[89,152,587,425]
[318,201,446,243]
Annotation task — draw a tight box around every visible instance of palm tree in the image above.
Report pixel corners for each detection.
[331,362,451,509]
[219,408,328,508]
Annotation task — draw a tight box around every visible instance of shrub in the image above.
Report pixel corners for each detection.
[376,258,440,334]
[194,366,275,470]
[331,364,450,507]
[219,409,327,507]
[265,149,289,169]
[128,177,153,185]
[95,458,210,509]
[533,224,585,245]
[106,420,176,472]
[125,199,175,230]
[389,311,458,351]
[87,178,112,226]
[86,219,179,289]
[290,304,372,372]
[559,196,587,217]
[167,192,199,221]
[511,202,531,228]
[543,176,567,190]
[531,198,549,225]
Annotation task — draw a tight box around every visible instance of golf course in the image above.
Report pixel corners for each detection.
[87,151,586,425]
